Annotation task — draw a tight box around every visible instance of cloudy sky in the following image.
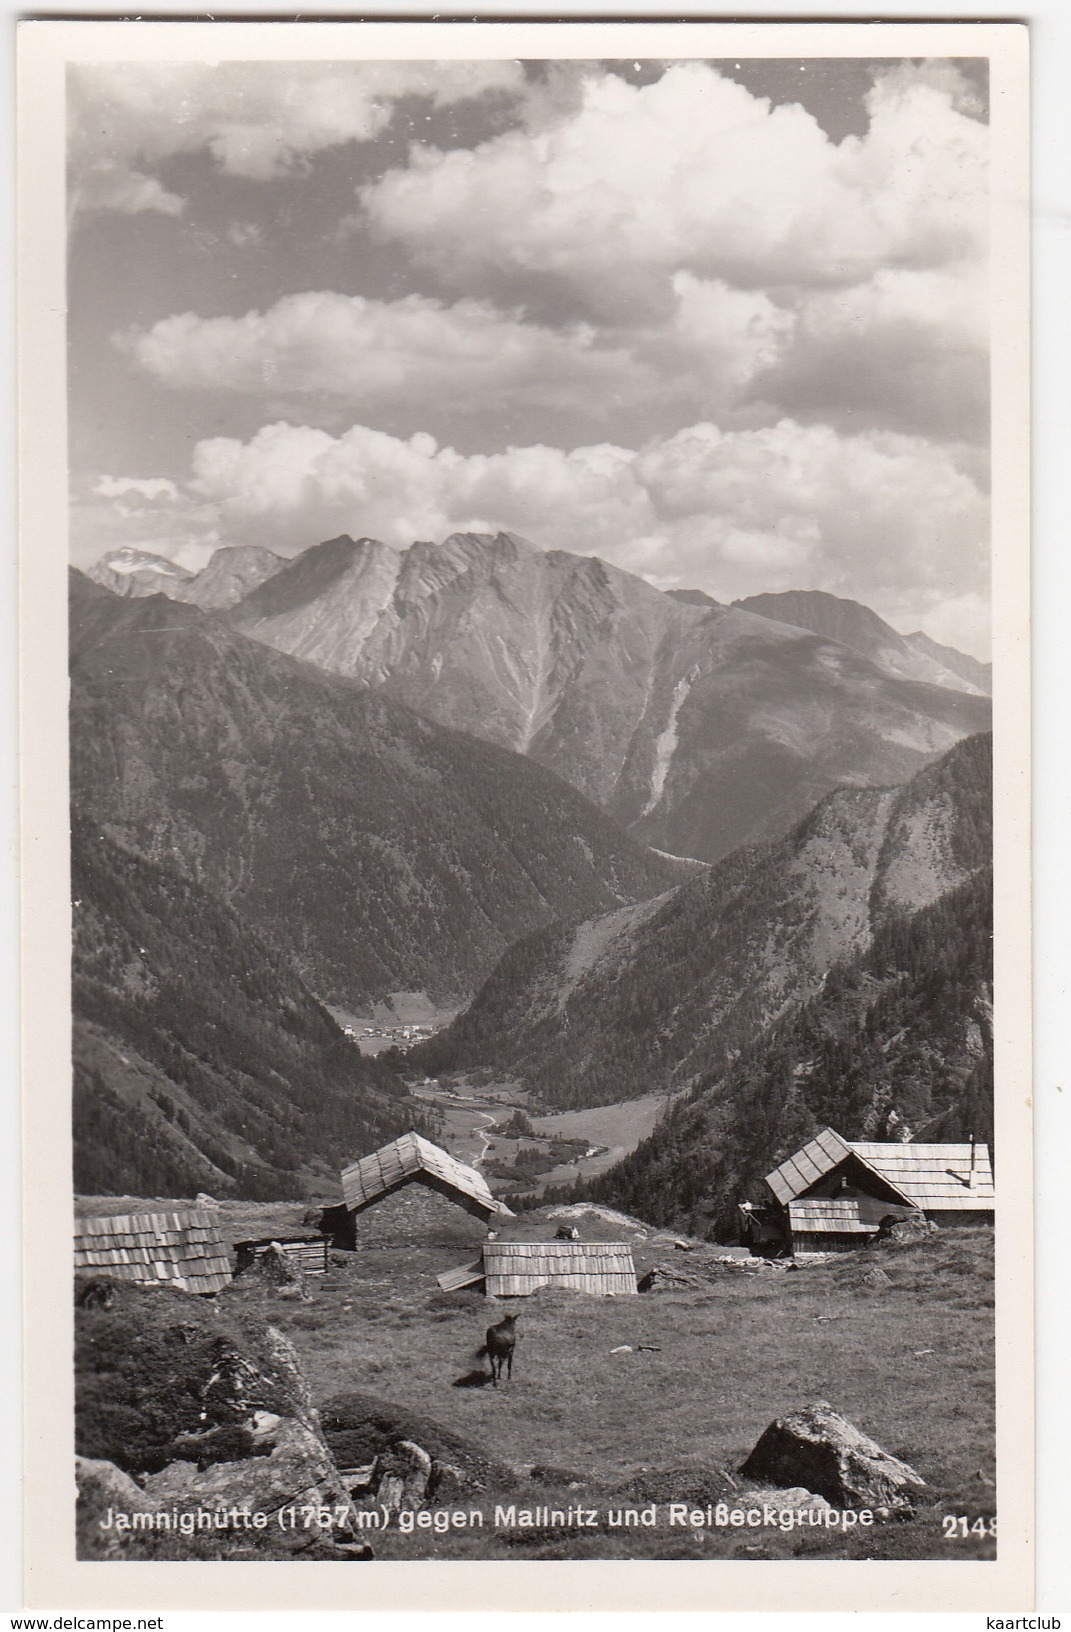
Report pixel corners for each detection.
[68,55,991,655]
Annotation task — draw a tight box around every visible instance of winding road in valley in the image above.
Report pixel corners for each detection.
[471,1110,500,1168]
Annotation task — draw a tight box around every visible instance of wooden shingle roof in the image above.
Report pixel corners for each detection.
[340,1132,513,1221]
[765,1128,995,1212]
[765,1128,863,1205]
[848,1141,994,1210]
[483,1240,636,1297]
[73,1208,232,1294]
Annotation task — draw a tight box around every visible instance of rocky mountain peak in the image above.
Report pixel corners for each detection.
[87,528,991,863]
[87,547,194,598]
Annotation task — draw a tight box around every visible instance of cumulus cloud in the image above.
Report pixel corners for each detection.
[93,59,990,447]
[93,474,181,502]
[756,266,989,441]
[117,261,987,444]
[68,60,524,216]
[182,422,650,553]
[662,273,795,393]
[359,61,987,310]
[629,419,987,611]
[343,58,989,443]
[78,413,989,652]
[119,289,640,413]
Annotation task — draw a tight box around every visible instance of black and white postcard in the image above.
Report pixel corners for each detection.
[18,18,1032,1613]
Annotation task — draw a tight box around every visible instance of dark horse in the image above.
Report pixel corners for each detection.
[485,1313,518,1386]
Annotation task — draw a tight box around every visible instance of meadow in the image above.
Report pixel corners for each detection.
[195,1191,997,1563]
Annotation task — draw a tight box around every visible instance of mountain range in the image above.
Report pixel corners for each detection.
[89,533,991,865]
[70,570,677,1014]
[77,534,994,1213]
[411,733,993,1114]
[89,543,284,609]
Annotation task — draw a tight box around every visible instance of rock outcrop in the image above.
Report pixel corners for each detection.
[75,1456,163,1558]
[75,1276,364,1558]
[321,1391,510,1504]
[143,1416,348,1519]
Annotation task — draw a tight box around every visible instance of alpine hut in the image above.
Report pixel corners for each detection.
[438,1240,638,1297]
[322,1131,513,1249]
[73,1207,232,1294]
[742,1126,995,1257]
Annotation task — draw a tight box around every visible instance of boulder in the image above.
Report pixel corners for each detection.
[239,1241,311,1299]
[144,1416,349,1520]
[262,1324,315,1418]
[377,1439,433,1512]
[321,1391,510,1491]
[861,1266,893,1288]
[638,1266,708,1292]
[875,1213,938,1246]
[736,1485,833,1516]
[75,1276,116,1311]
[739,1401,926,1511]
[76,1456,161,1558]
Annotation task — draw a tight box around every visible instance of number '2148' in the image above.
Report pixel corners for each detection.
[942,1515,997,1538]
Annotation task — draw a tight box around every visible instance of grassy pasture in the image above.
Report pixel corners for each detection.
[75,1191,996,1561]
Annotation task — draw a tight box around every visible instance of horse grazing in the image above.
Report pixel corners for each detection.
[485,1313,518,1387]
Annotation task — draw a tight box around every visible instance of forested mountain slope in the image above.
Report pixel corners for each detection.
[412,734,993,1114]
[579,866,993,1238]
[72,820,410,1200]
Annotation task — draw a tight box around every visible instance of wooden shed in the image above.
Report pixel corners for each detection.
[751,1127,994,1256]
[483,1240,637,1297]
[323,1131,513,1248]
[73,1207,232,1294]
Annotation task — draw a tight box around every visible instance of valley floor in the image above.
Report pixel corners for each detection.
[408,1075,675,1192]
[77,1192,997,1563]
